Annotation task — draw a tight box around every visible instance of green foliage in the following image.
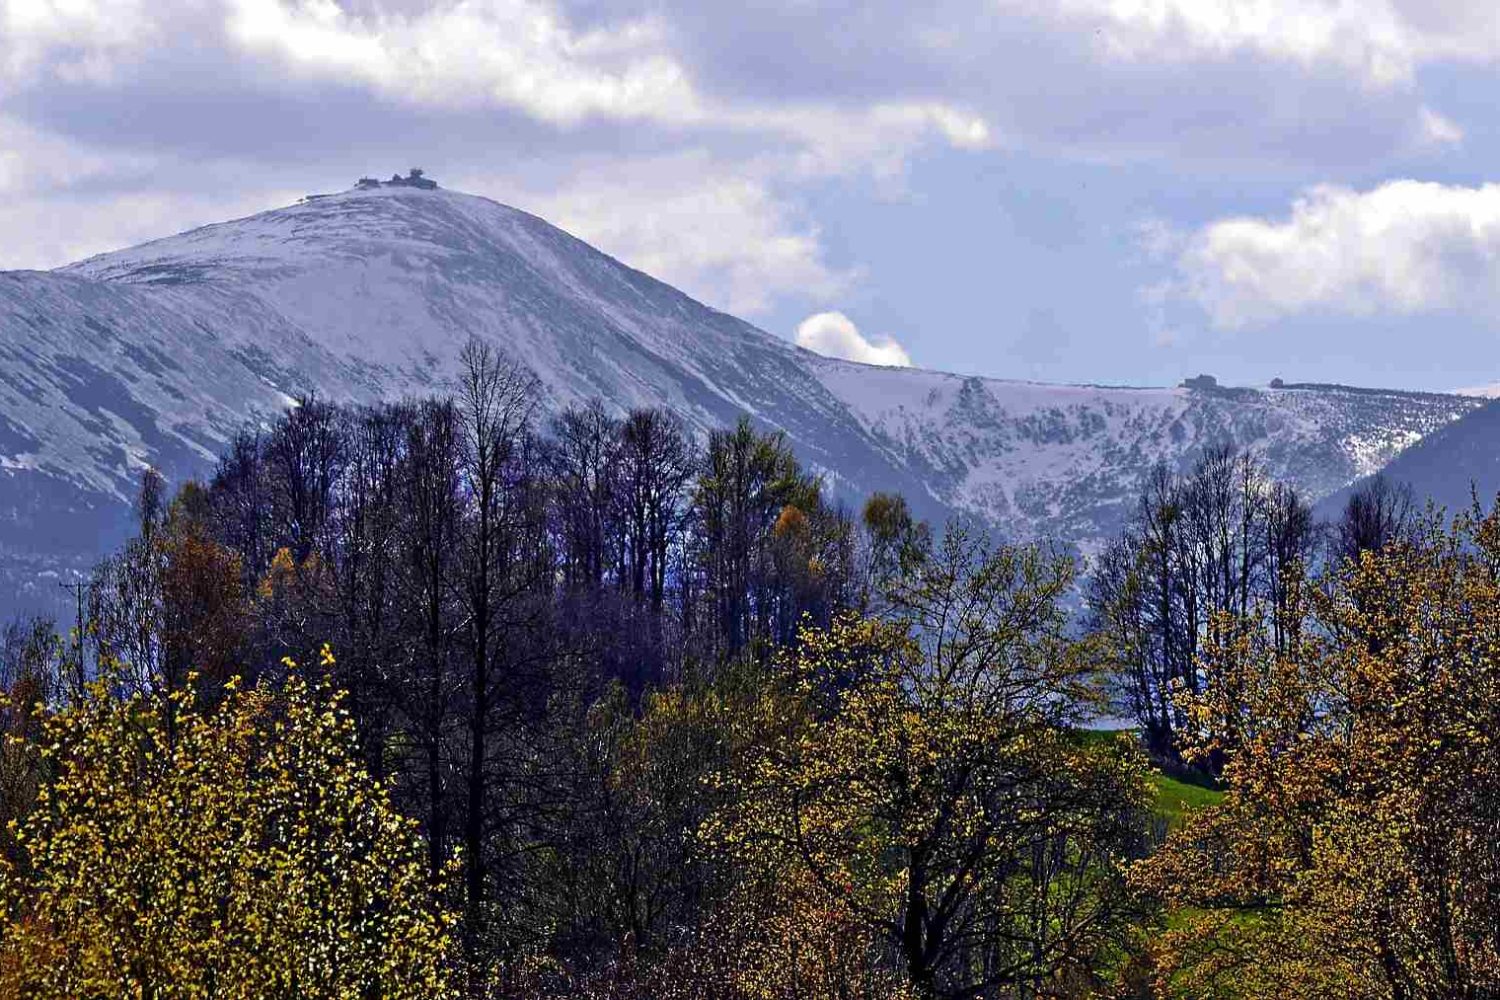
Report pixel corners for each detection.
[0,647,456,999]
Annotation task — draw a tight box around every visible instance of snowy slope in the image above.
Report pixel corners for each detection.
[0,183,1482,608]
[61,188,895,464]
[808,360,1476,549]
[0,269,312,603]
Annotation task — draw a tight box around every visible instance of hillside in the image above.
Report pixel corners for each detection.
[1319,397,1500,520]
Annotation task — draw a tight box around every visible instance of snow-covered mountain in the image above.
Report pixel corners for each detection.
[0,184,1482,609]
[809,363,1477,548]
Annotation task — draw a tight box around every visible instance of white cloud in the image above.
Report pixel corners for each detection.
[224,0,703,125]
[1172,180,1500,327]
[1419,106,1464,146]
[794,311,911,367]
[506,153,852,315]
[1026,0,1500,87]
[773,102,993,182]
[0,0,158,86]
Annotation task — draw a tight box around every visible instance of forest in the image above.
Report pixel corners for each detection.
[0,341,1496,999]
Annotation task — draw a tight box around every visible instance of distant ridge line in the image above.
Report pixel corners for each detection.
[1274,381,1468,400]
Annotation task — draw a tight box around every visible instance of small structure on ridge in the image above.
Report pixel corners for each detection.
[356,168,438,191]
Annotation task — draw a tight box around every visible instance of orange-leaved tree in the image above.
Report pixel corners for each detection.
[1140,505,1500,999]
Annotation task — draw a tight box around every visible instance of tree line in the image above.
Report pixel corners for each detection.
[2,342,1155,998]
[1,343,1496,999]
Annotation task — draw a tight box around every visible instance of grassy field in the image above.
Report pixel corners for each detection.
[1076,728,1225,829]
[1151,770,1223,829]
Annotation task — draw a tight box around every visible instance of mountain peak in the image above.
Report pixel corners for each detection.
[62,182,533,286]
[57,181,799,396]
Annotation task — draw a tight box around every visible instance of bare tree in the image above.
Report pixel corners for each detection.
[209,428,270,596]
[1337,474,1413,562]
[396,398,464,880]
[1264,481,1315,654]
[264,393,345,565]
[549,401,622,594]
[618,409,693,617]
[1090,449,1304,767]
[331,404,408,776]
[453,338,541,958]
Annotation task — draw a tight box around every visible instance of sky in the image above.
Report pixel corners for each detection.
[4,1,1500,392]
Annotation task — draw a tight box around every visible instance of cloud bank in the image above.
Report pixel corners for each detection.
[6,0,1500,362]
[1028,0,1500,87]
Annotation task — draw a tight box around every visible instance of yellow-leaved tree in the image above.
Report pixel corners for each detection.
[0,646,456,998]
[708,532,1154,1000]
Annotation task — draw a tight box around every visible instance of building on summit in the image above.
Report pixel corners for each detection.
[356,169,438,190]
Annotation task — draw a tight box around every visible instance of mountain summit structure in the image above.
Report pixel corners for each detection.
[355,168,438,191]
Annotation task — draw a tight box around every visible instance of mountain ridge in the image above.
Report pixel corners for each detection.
[0,183,1483,609]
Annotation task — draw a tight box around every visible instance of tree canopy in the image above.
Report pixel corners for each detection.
[0,647,455,998]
